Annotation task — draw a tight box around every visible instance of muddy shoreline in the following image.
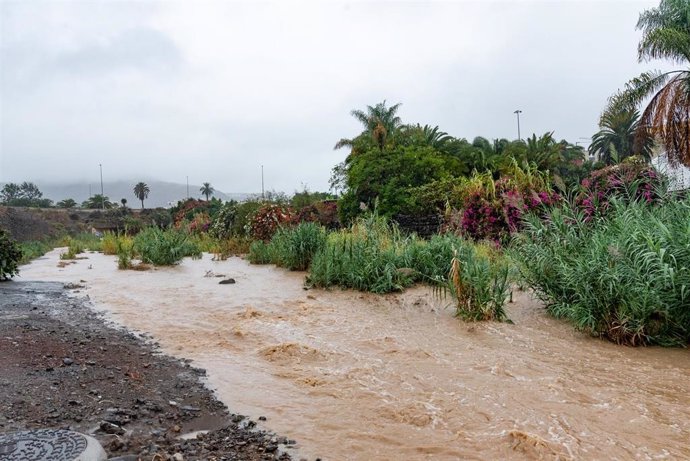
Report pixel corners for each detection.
[0,280,297,460]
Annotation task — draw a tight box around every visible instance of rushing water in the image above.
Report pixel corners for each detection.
[20,249,690,460]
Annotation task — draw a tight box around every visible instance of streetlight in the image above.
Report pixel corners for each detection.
[99,163,104,210]
[186,176,189,199]
[514,110,522,141]
[261,165,265,200]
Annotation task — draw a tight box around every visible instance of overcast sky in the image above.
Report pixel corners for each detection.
[0,0,671,194]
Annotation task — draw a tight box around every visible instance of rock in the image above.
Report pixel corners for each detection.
[63,357,74,366]
[218,278,236,285]
[181,405,201,412]
[172,453,185,461]
[99,421,125,435]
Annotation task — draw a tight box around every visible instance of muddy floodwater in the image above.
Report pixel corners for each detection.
[20,249,690,460]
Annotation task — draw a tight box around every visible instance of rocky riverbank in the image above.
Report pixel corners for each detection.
[0,280,296,460]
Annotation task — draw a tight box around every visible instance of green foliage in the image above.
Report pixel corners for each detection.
[589,110,653,164]
[115,235,135,270]
[0,228,22,280]
[133,227,201,266]
[1,182,52,208]
[307,214,410,292]
[247,240,274,265]
[82,194,115,209]
[512,195,690,346]
[19,240,53,265]
[305,213,512,310]
[339,144,466,222]
[291,187,336,209]
[60,238,84,260]
[433,246,511,321]
[269,223,327,271]
[248,222,326,271]
[101,232,119,255]
[56,198,77,208]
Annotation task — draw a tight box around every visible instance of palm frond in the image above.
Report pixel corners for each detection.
[604,71,675,119]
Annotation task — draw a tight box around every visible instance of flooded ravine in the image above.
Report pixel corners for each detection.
[20,249,690,460]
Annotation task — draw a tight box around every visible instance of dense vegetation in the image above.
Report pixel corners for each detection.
[5,0,690,343]
[512,192,690,346]
[0,228,22,280]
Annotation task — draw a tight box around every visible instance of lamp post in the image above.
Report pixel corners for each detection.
[261,165,265,200]
[186,176,189,199]
[99,163,104,209]
[514,110,522,141]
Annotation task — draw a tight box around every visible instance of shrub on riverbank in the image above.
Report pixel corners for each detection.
[248,222,326,270]
[0,228,22,280]
[134,227,201,266]
[304,215,512,319]
[511,196,690,346]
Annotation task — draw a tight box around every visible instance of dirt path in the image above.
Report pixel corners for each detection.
[0,280,295,460]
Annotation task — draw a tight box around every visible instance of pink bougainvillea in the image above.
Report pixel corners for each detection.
[575,162,660,221]
[444,176,559,243]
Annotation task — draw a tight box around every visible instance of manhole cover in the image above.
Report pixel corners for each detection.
[0,429,106,461]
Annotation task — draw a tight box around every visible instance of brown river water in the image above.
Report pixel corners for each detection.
[20,249,690,460]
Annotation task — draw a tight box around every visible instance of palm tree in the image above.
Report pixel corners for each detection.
[56,198,77,208]
[82,194,114,209]
[605,0,690,166]
[133,182,150,209]
[334,101,403,153]
[200,182,214,201]
[120,198,127,208]
[589,110,653,164]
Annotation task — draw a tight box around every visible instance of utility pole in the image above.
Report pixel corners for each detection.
[261,165,265,200]
[186,176,189,199]
[99,163,104,209]
[514,110,522,141]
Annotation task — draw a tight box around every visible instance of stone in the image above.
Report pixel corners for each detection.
[0,428,107,460]
[218,278,236,285]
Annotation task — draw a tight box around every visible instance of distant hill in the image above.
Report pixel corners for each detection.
[5,180,253,208]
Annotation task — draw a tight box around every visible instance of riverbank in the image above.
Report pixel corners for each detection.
[0,280,295,460]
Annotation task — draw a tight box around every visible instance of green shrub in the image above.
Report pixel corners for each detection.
[434,247,511,321]
[133,227,201,266]
[19,240,53,265]
[101,232,119,255]
[116,235,134,270]
[0,228,22,280]
[307,214,411,293]
[248,240,275,265]
[266,222,326,271]
[60,238,84,260]
[512,196,690,346]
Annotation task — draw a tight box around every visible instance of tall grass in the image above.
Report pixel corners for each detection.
[248,222,327,270]
[305,214,512,320]
[512,196,690,346]
[19,240,53,264]
[133,227,201,266]
[307,214,410,292]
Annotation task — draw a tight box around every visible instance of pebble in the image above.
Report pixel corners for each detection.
[63,358,74,366]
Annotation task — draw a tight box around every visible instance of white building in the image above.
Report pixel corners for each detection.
[651,152,690,191]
